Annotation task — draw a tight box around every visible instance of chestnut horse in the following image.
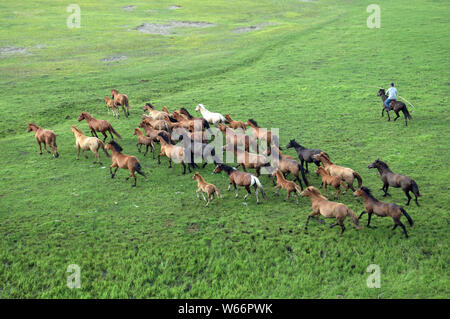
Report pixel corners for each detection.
[106,141,146,187]
[157,133,194,174]
[111,89,130,117]
[315,166,346,199]
[368,159,421,206]
[27,123,59,157]
[143,103,169,120]
[104,97,119,118]
[223,144,270,177]
[313,152,362,191]
[246,119,277,155]
[71,126,109,164]
[192,172,221,206]
[133,128,155,158]
[225,114,246,130]
[354,187,414,238]
[78,112,122,141]
[218,123,258,152]
[213,163,266,203]
[301,186,362,236]
[273,169,302,204]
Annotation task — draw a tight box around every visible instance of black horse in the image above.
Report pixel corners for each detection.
[368,159,422,206]
[377,89,412,126]
[285,139,327,173]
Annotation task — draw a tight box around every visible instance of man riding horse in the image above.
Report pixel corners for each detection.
[384,82,398,110]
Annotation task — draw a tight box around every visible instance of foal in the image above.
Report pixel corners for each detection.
[368,159,421,206]
[78,112,122,141]
[354,187,414,238]
[313,152,362,191]
[213,163,267,203]
[133,128,155,158]
[270,146,309,189]
[27,123,59,158]
[106,141,146,187]
[224,114,247,130]
[315,166,346,199]
[273,170,302,204]
[111,89,130,117]
[192,172,221,206]
[71,126,110,164]
[301,186,362,236]
[104,97,119,118]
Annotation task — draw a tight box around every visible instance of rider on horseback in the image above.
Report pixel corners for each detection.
[384,82,397,110]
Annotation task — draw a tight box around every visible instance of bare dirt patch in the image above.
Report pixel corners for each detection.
[0,47,28,56]
[135,21,215,35]
[100,55,127,63]
[232,22,277,34]
[123,5,136,11]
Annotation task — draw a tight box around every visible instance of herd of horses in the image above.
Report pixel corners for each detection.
[27,88,421,238]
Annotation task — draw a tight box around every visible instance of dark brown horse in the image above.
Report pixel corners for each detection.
[285,139,325,173]
[213,163,266,203]
[354,187,414,238]
[368,159,421,206]
[378,89,412,126]
[78,112,122,141]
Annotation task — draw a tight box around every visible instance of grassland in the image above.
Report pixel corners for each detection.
[0,0,449,298]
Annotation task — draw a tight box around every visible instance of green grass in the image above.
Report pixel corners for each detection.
[0,0,449,298]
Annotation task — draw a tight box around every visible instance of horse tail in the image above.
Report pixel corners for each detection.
[410,180,422,197]
[402,105,412,120]
[98,140,110,158]
[214,185,221,198]
[109,125,122,139]
[298,163,309,187]
[250,175,267,200]
[347,208,363,229]
[353,172,362,188]
[135,162,146,177]
[400,207,414,227]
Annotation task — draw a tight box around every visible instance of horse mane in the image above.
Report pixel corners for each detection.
[145,103,154,109]
[218,163,236,174]
[361,187,378,201]
[375,159,390,169]
[180,108,193,119]
[158,132,170,144]
[71,126,83,135]
[308,187,327,200]
[225,114,232,121]
[247,119,258,127]
[108,140,123,153]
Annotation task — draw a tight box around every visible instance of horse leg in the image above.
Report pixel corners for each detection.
[43,143,50,154]
[329,222,338,228]
[339,221,346,237]
[168,158,172,168]
[137,143,141,153]
[414,193,420,207]
[295,174,304,190]
[110,165,118,178]
[383,184,391,196]
[144,145,149,156]
[158,154,161,165]
[233,183,238,198]
[244,186,251,201]
[101,132,107,142]
[381,107,384,117]
[256,167,261,177]
[82,149,88,159]
[305,161,309,174]
[367,212,376,228]
[304,211,319,231]
[397,220,409,238]
[181,162,186,174]
[358,210,366,220]
[405,190,412,206]
[76,145,80,160]
[387,110,391,121]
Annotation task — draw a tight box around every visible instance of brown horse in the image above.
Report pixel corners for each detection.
[106,141,146,187]
[354,187,414,238]
[218,123,258,152]
[270,146,309,189]
[225,114,246,130]
[141,115,171,132]
[111,89,130,117]
[192,172,221,206]
[133,128,155,158]
[78,112,122,141]
[315,166,346,199]
[213,163,266,203]
[27,123,59,157]
[138,121,171,144]
[368,159,421,206]
[157,133,193,174]
[71,126,109,164]
[223,144,270,177]
[104,97,119,118]
[143,103,169,120]
[246,119,276,155]
[273,170,302,204]
[172,111,209,132]
[301,186,362,236]
[378,89,412,126]
[313,152,362,191]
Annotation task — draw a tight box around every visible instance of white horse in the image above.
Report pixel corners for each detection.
[195,104,226,125]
